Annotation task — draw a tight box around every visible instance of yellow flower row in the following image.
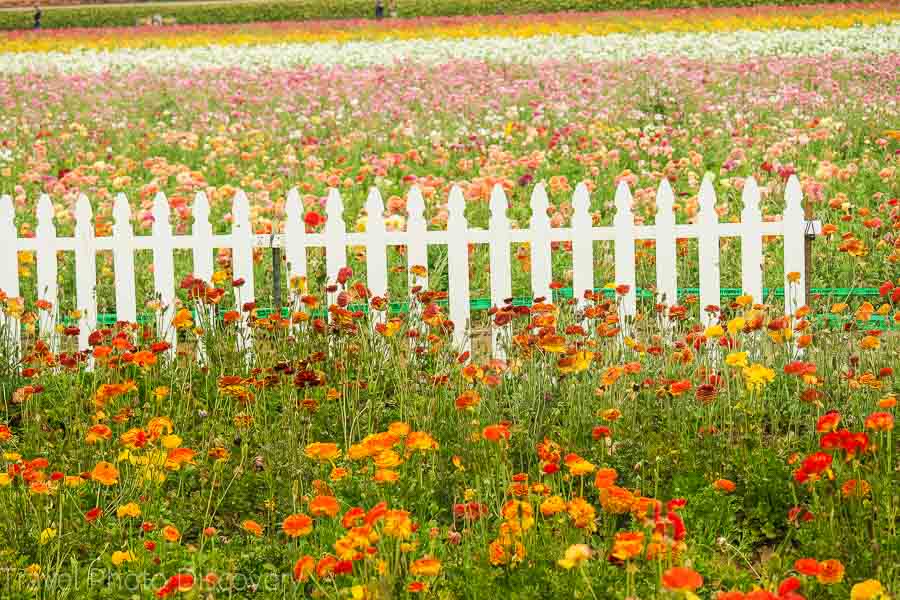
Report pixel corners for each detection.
[3,9,897,54]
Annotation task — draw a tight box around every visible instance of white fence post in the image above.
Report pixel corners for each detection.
[488,184,512,358]
[697,174,720,327]
[284,188,307,295]
[112,193,137,325]
[365,187,388,325]
[406,187,428,293]
[0,194,20,358]
[613,181,636,319]
[152,192,177,358]
[324,188,347,312]
[191,191,214,361]
[447,185,470,354]
[783,175,806,316]
[654,179,677,309]
[529,183,552,303]
[74,194,97,352]
[740,176,763,305]
[36,194,58,344]
[231,190,255,360]
[571,182,593,309]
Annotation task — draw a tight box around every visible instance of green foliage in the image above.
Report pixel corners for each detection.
[0,0,852,31]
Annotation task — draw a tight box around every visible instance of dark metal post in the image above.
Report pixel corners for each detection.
[271,235,282,318]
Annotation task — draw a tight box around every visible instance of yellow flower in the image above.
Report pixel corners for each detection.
[0,473,11,486]
[39,528,56,545]
[726,317,745,336]
[725,351,748,368]
[851,579,885,600]
[161,434,182,449]
[704,324,724,339]
[743,363,775,392]
[117,502,141,518]
[153,386,170,401]
[557,544,592,569]
[111,550,135,566]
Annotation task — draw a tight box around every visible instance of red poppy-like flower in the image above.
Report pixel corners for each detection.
[794,558,820,576]
[816,411,841,433]
[483,424,511,442]
[661,567,703,591]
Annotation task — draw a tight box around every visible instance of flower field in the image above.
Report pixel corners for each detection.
[0,3,899,598]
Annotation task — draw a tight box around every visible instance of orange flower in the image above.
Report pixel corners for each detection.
[455,390,481,410]
[610,531,645,561]
[304,442,341,462]
[841,479,871,498]
[713,479,736,493]
[566,497,596,531]
[309,495,340,518]
[864,412,894,432]
[816,559,844,584]
[594,468,618,490]
[405,431,438,451]
[282,514,313,538]
[816,411,841,433]
[599,486,635,514]
[409,557,441,577]
[373,469,400,484]
[131,350,157,368]
[85,424,112,444]
[794,558,820,576]
[662,566,704,592]
[482,424,511,442]
[242,520,263,537]
[90,461,119,486]
[293,555,315,582]
[539,495,566,516]
[162,525,181,542]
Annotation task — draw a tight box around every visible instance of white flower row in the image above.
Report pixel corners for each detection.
[4,24,899,73]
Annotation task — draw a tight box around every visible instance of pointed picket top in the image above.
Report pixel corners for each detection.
[325,187,344,229]
[656,178,675,217]
[529,183,550,229]
[698,173,717,220]
[75,193,93,235]
[573,181,591,217]
[741,176,761,217]
[36,194,56,237]
[448,185,467,225]
[285,187,302,224]
[193,191,211,230]
[231,189,251,232]
[152,192,171,236]
[365,186,386,229]
[784,174,804,218]
[112,193,132,237]
[654,178,677,309]
[489,183,508,223]
[614,180,633,220]
[407,186,426,226]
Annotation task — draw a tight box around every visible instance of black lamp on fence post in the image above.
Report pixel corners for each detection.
[271,233,282,319]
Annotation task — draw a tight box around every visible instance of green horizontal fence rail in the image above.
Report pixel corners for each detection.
[79,287,894,329]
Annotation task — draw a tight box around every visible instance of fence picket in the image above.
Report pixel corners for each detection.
[613,181,636,318]
[231,191,256,361]
[489,184,512,357]
[74,194,97,352]
[447,185,470,353]
[406,187,428,292]
[0,194,20,357]
[782,175,806,316]
[192,192,214,283]
[740,176,763,305]
[36,194,58,342]
[284,188,307,293]
[654,179,677,309]
[152,192,177,357]
[571,182,593,309]
[365,187,388,324]
[529,183,552,303]
[112,193,137,325]
[697,174,721,326]
[325,188,347,311]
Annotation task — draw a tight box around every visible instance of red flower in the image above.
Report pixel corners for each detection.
[794,558,820,576]
[85,507,103,523]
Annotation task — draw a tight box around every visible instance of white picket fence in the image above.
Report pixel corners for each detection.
[0,173,812,359]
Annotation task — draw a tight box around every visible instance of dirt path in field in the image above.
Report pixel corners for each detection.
[0,0,291,12]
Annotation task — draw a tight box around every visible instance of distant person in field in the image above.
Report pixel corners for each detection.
[375,0,384,20]
[389,0,398,18]
[33,5,42,30]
